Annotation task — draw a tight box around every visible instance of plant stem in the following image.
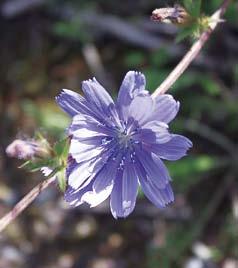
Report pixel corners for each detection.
[0,175,56,233]
[152,0,231,97]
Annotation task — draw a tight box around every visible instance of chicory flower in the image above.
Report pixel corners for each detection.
[56,71,192,218]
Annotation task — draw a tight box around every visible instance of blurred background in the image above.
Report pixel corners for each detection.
[0,0,238,267]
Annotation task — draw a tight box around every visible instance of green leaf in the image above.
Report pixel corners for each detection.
[176,24,198,42]
[192,0,202,17]
[183,0,202,18]
[20,158,56,172]
[54,138,69,159]
[183,0,193,12]
[56,168,67,192]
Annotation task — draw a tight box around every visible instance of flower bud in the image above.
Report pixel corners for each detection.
[151,5,190,25]
[6,139,51,160]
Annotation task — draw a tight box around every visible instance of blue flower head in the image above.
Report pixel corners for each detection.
[56,71,192,218]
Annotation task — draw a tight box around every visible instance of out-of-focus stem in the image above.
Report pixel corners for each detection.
[152,0,231,97]
[0,175,56,233]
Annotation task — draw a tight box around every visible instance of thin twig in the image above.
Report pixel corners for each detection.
[0,175,56,233]
[152,0,231,97]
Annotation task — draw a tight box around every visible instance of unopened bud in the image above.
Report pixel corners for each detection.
[151,5,190,25]
[6,139,51,160]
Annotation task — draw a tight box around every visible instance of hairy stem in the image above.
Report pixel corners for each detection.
[0,175,56,233]
[152,0,231,97]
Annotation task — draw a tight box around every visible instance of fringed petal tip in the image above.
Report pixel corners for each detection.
[56,88,79,99]
[55,88,87,117]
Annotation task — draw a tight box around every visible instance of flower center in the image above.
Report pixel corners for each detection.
[118,130,132,148]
